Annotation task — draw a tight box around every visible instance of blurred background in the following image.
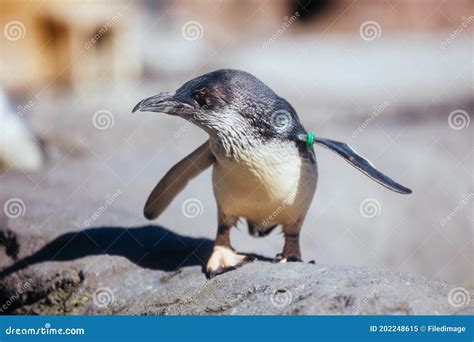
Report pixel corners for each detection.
[1,0,472,288]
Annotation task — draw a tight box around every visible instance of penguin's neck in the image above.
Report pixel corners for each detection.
[209,127,304,171]
[209,128,258,162]
[202,110,308,167]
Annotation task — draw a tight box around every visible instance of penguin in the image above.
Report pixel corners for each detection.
[132,69,411,278]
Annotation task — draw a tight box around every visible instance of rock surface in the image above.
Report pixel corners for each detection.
[0,254,463,315]
[0,195,464,315]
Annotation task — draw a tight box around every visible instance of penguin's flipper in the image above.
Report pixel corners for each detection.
[314,137,412,194]
[144,140,215,220]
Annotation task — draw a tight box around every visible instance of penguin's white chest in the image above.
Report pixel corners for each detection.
[211,140,317,225]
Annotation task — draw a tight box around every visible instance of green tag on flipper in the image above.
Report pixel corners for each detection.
[307,131,315,147]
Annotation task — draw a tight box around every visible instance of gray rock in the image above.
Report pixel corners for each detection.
[0,255,461,315]
[0,197,463,315]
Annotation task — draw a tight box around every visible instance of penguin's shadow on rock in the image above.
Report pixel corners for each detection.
[0,225,272,279]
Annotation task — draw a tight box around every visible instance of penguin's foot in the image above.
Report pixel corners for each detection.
[206,246,249,278]
[272,253,303,263]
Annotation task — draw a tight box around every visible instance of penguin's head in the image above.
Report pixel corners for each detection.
[133,69,306,141]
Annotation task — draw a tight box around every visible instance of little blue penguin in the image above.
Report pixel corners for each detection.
[133,69,411,278]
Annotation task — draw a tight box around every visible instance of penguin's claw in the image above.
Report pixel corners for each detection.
[287,256,303,262]
[206,246,250,278]
[273,254,303,263]
[206,266,234,279]
[272,253,284,263]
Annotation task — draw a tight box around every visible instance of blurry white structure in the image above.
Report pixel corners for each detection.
[0,89,42,171]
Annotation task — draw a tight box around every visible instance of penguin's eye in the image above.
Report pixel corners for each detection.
[193,91,209,108]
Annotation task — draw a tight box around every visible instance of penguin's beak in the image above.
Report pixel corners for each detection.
[132,91,181,115]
